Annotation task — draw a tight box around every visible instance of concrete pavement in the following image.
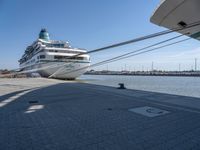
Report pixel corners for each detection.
[0,78,200,150]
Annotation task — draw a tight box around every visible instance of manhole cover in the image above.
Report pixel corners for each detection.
[129,106,170,117]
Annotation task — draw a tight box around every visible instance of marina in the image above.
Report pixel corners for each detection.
[1,0,200,149]
[1,78,200,149]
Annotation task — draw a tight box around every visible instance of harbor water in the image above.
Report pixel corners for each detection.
[79,75,200,98]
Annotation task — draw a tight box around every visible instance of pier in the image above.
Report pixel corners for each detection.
[0,78,200,149]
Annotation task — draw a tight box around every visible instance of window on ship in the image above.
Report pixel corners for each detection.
[40,55,46,59]
[54,55,84,60]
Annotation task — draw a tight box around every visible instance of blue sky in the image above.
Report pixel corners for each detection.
[1,0,200,71]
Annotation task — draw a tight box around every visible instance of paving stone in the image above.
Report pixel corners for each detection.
[0,78,200,150]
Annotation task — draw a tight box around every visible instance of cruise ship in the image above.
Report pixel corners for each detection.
[19,29,90,80]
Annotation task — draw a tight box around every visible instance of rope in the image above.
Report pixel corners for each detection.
[58,38,191,76]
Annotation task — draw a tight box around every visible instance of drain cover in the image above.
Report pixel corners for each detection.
[129,106,170,117]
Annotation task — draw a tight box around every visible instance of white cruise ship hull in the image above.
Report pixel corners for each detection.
[21,61,90,80]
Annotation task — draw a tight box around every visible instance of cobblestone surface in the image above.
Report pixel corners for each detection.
[1,79,200,150]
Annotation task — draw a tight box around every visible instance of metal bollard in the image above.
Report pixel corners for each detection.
[117,83,126,89]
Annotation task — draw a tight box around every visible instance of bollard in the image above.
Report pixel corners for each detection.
[117,83,126,89]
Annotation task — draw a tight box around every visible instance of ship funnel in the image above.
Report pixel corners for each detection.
[39,28,50,41]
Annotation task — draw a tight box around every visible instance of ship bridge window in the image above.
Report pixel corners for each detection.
[48,49,84,54]
[46,43,65,48]
[54,56,63,59]
[40,55,46,59]
[54,55,84,60]
[48,50,59,52]
[76,57,84,60]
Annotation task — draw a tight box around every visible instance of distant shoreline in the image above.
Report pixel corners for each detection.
[84,73,200,77]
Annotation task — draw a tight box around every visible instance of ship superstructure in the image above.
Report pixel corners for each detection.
[19,29,90,79]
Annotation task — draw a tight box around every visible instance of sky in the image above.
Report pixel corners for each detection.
[0,0,200,71]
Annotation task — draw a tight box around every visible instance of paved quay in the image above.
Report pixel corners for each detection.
[0,78,200,150]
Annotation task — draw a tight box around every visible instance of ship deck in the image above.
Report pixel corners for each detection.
[0,78,200,150]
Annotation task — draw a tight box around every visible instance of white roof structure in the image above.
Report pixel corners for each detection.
[151,0,200,40]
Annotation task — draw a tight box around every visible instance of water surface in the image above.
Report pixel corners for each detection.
[79,75,200,98]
